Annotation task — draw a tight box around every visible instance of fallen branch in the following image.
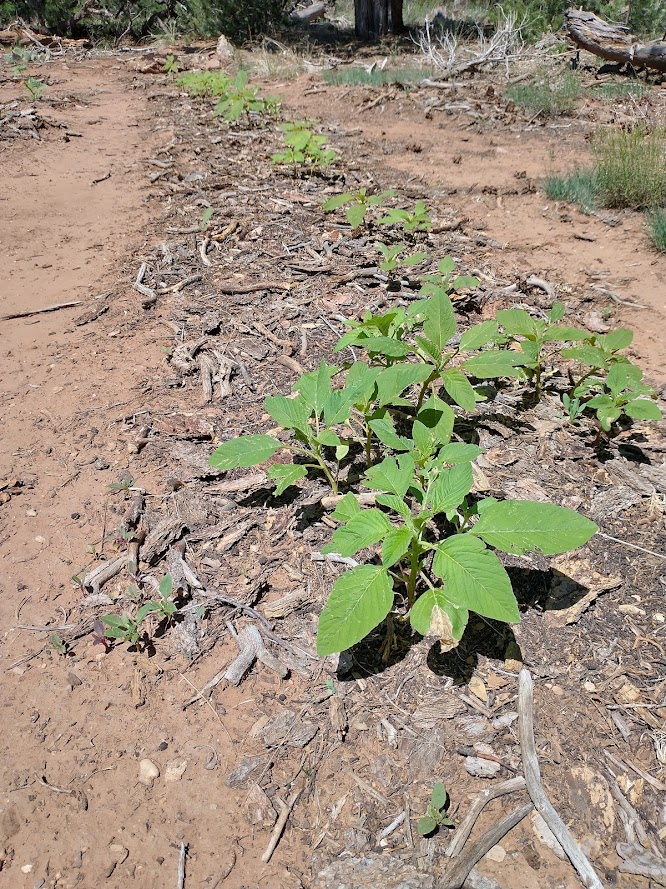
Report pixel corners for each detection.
[566,9,666,74]
[1,300,83,321]
[445,776,527,858]
[439,802,533,888]
[261,787,302,863]
[519,669,604,889]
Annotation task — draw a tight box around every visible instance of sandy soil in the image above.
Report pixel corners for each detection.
[1,46,665,889]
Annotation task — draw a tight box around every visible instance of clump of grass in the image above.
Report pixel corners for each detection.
[595,81,647,103]
[323,66,434,87]
[592,126,666,209]
[647,209,666,252]
[545,170,598,213]
[506,70,581,116]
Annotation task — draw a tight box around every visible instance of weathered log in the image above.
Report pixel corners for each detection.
[290,1,326,22]
[565,9,666,74]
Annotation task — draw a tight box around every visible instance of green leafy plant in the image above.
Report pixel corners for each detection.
[201,206,215,230]
[271,121,338,173]
[50,633,68,656]
[213,69,281,125]
[545,170,598,214]
[378,200,432,233]
[592,125,666,210]
[494,301,589,399]
[647,208,666,253]
[24,77,45,100]
[101,613,142,648]
[108,476,133,494]
[418,783,454,836]
[163,54,181,74]
[376,242,429,278]
[322,188,397,230]
[136,575,178,623]
[506,70,581,117]
[574,363,662,432]
[323,66,436,87]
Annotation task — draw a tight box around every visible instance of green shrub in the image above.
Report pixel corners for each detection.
[593,126,666,209]
[506,70,581,116]
[181,0,289,41]
[595,81,647,103]
[647,209,666,252]
[323,66,435,87]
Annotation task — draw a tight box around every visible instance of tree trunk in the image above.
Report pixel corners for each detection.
[354,0,403,40]
[566,9,666,74]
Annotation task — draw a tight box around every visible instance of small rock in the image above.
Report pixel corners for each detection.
[583,681,596,692]
[464,757,500,778]
[259,709,318,748]
[485,844,506,863]
[492,712,518,731]
[109,844,128,864]
[531,812,565,859]
[138,759,160,786]
[216,34,234,60]
[26,509,37,517]
[21,864,34,874]
[225,754,271,788]
[0,806,21,843]
[459,716,492,738]
[67,672,83,689]
[618,604,646,616]
[243,783,276,828]
[165,760,187,782]
[465,870,501,889]
[93,457,109,471]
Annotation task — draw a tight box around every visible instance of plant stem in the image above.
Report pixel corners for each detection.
[365,424,373,469]
[406,541,421,609]
[415,369,439,414]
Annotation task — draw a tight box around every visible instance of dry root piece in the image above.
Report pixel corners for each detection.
[224,625,288,686]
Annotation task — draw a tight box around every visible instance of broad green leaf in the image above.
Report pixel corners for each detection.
[347,203,366,229]
[459,320,500,352]
[560,345,609,368]
[369,415,412,452]
[363,336,410,358]
[413,396,455,458]
[316,565,393,655]
[431,783,448,810]
[422,291,456,353]
[439,443,484,463]
[452,275,479,290]
[382,527,413,567]
[409,587,468,646]
[209,434,282,470]
[601,329,633,352]
[472,500,598,555]
[415,335,442,365]
[322,509,392,557]
[316,429,342,447]
[294,361,338,416]
[345,362,380,405]
[418,816,438,836]
[375,493,413,521]
[323,193,353,211]
[463,351,526,379]
[336,442,350,461]
[364,454,415,498]
[376,363,431,407]
[496,308,537,337]
[606,362,643,394]
[331,492,362,522]
[596,405,622,431]
[586,394,614,409]
[549,301,565,322]
[403,251,428,267]
[624,398,662,420]
[137,601,162,622]
[542,325,589,343]
[264,394,311,434]
[437,257,456,277]
[433,535,519,622]
[267,463,308,495]
[429,462,473,514]
[323,389,353,426]
[159,575,173,598]
[441,368,478,411]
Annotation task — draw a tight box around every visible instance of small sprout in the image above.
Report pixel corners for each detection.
[163,55,181,75]
[92,619,111,652]
[418,783,454,837]
[50,633,68,656]
[201,206,214,230]
[108,476,133,494]
[24,77,45,100]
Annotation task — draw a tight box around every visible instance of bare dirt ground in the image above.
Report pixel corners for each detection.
[1,41,666,889]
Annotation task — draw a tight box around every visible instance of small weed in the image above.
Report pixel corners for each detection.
[418,783,454,836]
[544,170,598,213]
[647,208,666,252]
[595,81,646,103]
[377,200,432,233]
[178,70,232,98]
[163,54,181,75]
[201,206,215,230]
[323,188,397,230]
[108,476,133,494]
[592,126,666,209]
[101,613,142,648]
[506,70,581,116]
[272,120,338,174]
[50,633,68,656]
[24,77,46,100]
[99,575,178,651]
[376,242,429,278]
[213,69,281,125]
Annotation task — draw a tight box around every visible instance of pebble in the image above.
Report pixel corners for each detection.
[138,759,160,786]
[618,604,646,616]
[21,864,34,874]
[464,757,501,778]
[109,844,128,864]
[492,712,517,730]
[485,844,506,863]
[165,759,187,782]
[531,812,566,859]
